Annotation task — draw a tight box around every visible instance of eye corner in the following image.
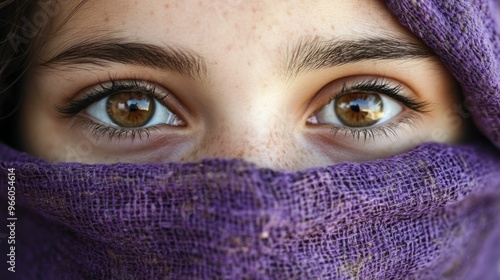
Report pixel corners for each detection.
[58,78,188,143]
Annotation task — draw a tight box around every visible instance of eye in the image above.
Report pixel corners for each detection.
[56,79,188,142]
[306,78,432,134]
[308,92,403,127]
[86,90,185,128]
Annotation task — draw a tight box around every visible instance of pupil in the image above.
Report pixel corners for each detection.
[129,102,139,112]
[334,93,384,127]
[106,92,155,127]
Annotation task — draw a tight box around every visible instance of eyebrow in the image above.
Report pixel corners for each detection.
[40,39,209,80]
[41,36,434,81]
[283,37,435,78]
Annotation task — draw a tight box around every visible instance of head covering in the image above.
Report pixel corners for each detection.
[1,0,499,279]
[386,0,500,149]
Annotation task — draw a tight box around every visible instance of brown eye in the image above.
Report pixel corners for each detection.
[335,93,383,127]
[106,91,155,127]
[84,80,185,129]
[309,89,403,128]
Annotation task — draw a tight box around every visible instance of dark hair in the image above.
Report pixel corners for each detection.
[0,0,85,148]
[0,0,38,147]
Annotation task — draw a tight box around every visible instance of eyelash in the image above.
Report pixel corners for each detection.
[57,78,169,142]
[325,78,431,141]
[57,78,431,143]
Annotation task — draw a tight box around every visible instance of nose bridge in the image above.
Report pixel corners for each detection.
[186,56,306,168]
[196,108,301,169]
[211,115,283,159]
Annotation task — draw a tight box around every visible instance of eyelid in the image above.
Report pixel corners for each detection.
[56,79,182,119]
[305,76,432,142]
[56,78,188,143]
[310,93,403,126]
[313,76,432,115]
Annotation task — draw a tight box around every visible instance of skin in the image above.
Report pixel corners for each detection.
[20,0,466,170]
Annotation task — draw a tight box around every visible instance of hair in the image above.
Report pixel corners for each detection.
[0,0,86,148]
[0,0,37,147]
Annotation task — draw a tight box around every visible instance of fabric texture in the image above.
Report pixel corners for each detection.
[385,0,500,149]
[1,0,500,279]
[0,143,500,279]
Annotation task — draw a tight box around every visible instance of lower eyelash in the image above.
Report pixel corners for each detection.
[72,117,158,142]
[329,114,421,143]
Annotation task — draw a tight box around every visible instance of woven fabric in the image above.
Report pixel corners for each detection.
[385,0,500,148]
[1,143,500,279]
[0,0,499,279]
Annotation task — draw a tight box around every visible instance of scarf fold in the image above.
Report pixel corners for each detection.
[1,142,500,279]
[385,0,500,148]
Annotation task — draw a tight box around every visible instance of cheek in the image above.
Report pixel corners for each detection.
[423,77,467,144]
[19,88,58,159]
[20,102,73,162]
[19,74,93,162]
[427,109,471,144]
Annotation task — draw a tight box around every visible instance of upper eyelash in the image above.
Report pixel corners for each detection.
[56,79,168,117]
[332,78,432,113]
[59,77,429,143]
[321,78,431,142]
[56,78,170,142]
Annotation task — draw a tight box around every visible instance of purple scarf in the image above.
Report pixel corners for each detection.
[1,0,499,279]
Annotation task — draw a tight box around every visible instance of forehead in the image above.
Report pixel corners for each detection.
[42,0,419,58]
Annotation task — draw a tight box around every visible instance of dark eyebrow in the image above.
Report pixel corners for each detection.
[40,39,209,80]
[284,37,435,78]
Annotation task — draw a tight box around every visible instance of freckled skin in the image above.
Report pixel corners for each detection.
[20,0,466,170]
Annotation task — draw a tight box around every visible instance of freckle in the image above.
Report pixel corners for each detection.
[330,25,335,30]
[164,3,170,9]
[104,16,109,23]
